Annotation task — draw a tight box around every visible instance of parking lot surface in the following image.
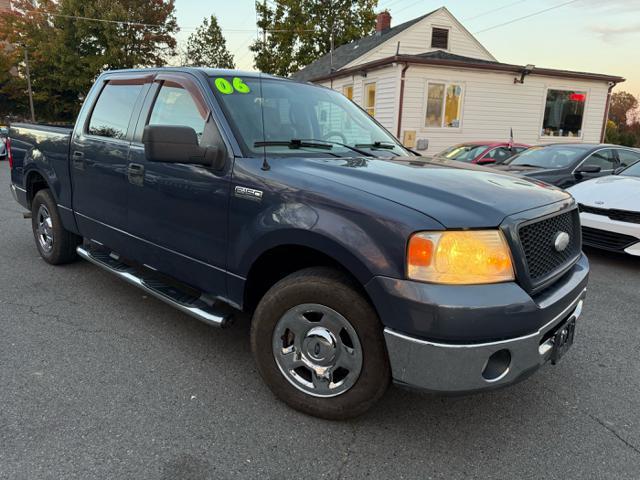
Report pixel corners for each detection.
[1,162,639,479]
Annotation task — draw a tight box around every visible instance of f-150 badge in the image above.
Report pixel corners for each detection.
[235,185,263,202]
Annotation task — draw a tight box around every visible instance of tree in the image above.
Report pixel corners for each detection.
[608,91,638,128]
[251,0,378,77]
[0,0,179,122]
[185,15,235,68]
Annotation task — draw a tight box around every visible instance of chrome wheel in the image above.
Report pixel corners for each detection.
[36,205,54,254]
[272,303,363,398]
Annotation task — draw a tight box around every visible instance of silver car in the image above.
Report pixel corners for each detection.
[0,127,7,160]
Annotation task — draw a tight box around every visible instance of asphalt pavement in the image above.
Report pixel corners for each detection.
[1,161,639,479]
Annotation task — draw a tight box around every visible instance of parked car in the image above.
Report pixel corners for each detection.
[568,161,640,256]
[0,126,7,160]
[9,68,588,419]
[494,143,640,189]
[434,141,529,165]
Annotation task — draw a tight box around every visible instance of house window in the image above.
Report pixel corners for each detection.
[425,82,463,128]
[542,89,587,137]
[431,27,449,49]
[364,83,376,117]
[342,85,354,100]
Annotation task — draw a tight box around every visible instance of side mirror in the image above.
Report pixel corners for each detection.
[476,158,496,165]
[143,125,226,169]
[575,164,601,174]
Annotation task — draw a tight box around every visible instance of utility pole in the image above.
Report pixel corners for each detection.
[23,46,35,123]
[328,0,334,71]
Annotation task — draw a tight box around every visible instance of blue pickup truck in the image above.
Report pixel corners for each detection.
[8,68,588,419]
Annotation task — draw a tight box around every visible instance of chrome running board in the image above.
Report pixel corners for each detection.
[77,245,233,328]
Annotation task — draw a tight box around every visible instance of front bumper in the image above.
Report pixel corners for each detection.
[384,289,585,393]
[581,212,640,256]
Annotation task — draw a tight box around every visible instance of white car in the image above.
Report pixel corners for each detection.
[568,161,640,256]
[0,136,6,160]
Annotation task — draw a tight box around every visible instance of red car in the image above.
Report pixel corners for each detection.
[435,142,529,165]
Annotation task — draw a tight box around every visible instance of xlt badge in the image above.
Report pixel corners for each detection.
[235,185,263,202]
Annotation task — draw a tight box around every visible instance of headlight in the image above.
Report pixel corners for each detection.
[407,230,515,284]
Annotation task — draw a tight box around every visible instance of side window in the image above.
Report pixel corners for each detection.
[88,82,144,139]
[617,149,640,167]
[583,149,616,171]
[149,82,208,142]
[487,147,511,162]
[364,83,376,117]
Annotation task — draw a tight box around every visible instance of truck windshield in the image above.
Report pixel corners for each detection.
[209,75,409,158]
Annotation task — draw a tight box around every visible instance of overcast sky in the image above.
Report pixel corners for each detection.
[173,0,639,95]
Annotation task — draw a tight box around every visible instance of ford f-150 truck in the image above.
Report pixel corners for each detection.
[8,68,588,419]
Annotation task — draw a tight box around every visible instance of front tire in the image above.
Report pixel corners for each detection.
[31,189,81,265]
[250,267,390,420]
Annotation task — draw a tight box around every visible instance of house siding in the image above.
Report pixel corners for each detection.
[345,8,495,69]
[319,65,399,135]
[399,65,609,154]
[321,64,610,155]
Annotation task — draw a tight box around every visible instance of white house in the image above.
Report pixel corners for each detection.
[291,7,625,154]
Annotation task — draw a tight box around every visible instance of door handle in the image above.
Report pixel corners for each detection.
[72,151,85,170]
[128,163,145,186]
[71,151,85,170]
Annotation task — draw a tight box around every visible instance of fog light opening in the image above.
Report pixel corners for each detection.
[482,349,511,382]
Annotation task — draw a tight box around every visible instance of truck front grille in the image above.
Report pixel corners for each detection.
[518,209,582,285]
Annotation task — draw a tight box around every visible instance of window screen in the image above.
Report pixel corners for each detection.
[431,28,449,49]
[88,82,143,139]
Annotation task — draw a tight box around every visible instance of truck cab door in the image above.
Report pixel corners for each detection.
[70,76,150,254]
[126,73,233,297]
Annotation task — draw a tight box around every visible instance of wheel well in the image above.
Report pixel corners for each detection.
[26,171,49,209]
[243,245,372,313]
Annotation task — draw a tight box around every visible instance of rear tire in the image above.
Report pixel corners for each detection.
[31,189,81,265]
[250,267,390,420]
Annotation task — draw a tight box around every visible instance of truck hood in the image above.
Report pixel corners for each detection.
[293,157,571,228]
[567,175,640,210]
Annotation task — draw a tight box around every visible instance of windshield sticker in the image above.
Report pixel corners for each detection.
[233,77,251,93]
[215,78,234,95]
[215,77,251,95]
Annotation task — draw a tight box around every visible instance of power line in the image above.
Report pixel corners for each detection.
[463,0,529,21]
[23,9,163,28]
[394,0,433,16]
[474,0,582,34]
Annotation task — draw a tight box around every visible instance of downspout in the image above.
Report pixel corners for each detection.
[396,62,410,139]
[600,81,617,142]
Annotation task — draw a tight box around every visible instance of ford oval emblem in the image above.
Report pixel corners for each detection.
[554,232,570,252]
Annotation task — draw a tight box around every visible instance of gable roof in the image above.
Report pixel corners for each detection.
[305,50,625,84]
[291,9,438,82]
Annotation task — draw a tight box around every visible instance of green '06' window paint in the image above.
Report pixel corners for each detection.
[215,77,251,95]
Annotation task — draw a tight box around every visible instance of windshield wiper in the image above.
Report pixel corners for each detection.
[510,163,540,168]
[254,139,333,150]
[355,141,396,150]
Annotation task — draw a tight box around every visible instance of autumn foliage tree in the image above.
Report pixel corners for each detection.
[0,0,178,122]
[251,0,378,77]
[185,15,235,68]
[605,91,640,147]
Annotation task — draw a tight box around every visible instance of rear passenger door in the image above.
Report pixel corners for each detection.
[71,76,149,252]
[126,73,232,296]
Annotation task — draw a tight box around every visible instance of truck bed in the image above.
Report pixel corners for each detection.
[9,122,74,211]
